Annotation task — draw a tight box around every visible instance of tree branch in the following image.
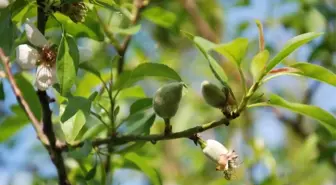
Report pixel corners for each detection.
[179,0,219,43]
[36,0,70,184]
[117,0,145,74]
[62,118,229,150]
[0,48,49,144]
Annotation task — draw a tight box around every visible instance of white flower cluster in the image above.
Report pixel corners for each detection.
[16,20,57,91]
[202,139,239,180]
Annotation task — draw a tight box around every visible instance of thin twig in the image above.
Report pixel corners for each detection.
[179,0,218,43]
[117,0,145,74]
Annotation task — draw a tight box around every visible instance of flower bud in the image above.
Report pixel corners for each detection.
[201,81,227,108]
[60,1,88,23]
[202,139,229,163]
[153,82,184,119]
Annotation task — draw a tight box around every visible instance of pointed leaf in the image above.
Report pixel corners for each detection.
[85,164,97,180]
[60,105,86,143]
[125,153,162,185]
[250,50,269,80]
[142,7,176,28]
[113,63,182,90]
[213,37,249,65]
[109,24,141,35]
[57,33,79,96]
[0,80,5,100]
[251,94,336,135]
[265,63,336,87]
[130,98,153,115]
[79,61,101,78]
[265,32,323,72]
[184,32,228,85]
[0,8,16,55]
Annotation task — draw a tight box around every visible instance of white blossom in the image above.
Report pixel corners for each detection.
[15,19,57,91]
[0,0,9,8]
[24,21,48,48]
[202,139,229,163]
[16,44,39,70]
[35,65,57,91]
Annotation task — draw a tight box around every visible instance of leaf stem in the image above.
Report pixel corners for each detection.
[238,67,247,95]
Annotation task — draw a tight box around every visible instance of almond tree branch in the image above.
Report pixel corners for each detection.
[116,0,145,74]
[0,48,49,144]
[62,118,230,150]
[179,0,219,43]
[36,0,71,184]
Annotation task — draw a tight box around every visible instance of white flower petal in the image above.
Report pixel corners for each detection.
[202,139,228,163]
[0,0,9,8]
[16,44,39,70]
[35,65,56,91]
[25,21,48,47]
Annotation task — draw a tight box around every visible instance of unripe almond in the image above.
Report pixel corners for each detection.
[201,81,227,108]
[153,82,184,119]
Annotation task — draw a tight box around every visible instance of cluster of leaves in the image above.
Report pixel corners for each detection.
[0,0,336,184]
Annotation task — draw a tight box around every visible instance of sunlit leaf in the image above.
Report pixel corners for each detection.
[183,31,228,85]
[60,105,87,143]
[14,74,41,120]
[109,24,141,35]
[57,33,79,96]
[117,86,146,99]
[82,123,106,140]
[85,164,97,180]
[249,94,336,135]
[79,61,101,78]
[250,50,269,80]
[130,98,153,115]
[265,32,323,72]
[142,7,176,28]
[213,37,249,65]
[47,13,104,41]
[125,153,162,185]
[61,92,97,123]
[0,106,29,142]
[113,63,182,90]
[265,63,336,87]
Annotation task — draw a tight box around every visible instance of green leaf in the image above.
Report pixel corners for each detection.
[117,86,146,99]
[142,7,176,28]
[82,123,106,140]
[183,32,228,85]
[14,74,41,120]
[114,63,182,90]
[56,33,79,96]
[61,92,97,123]
[0,8,16,55]
[130,98,153,115]
[250,94,336,135]
[0,80,4,100]
[85,164,97,180]
[109,24,141,35]
[79,61,101,78]
[128,113,156,135]
[251,50,269,80]
[0,106,29,142]
[60,105,87,143]
[47,12,104,41]
[125,153,162,185]
[289,63,336,86]
[213,37,249,65]
[68,140,92,160]
[265,32,323,72]
[265,63,336,87]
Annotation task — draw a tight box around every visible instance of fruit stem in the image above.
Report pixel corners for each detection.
[164,118,172,135]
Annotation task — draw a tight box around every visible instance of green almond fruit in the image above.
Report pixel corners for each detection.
[201,81,227,108]
[153,82,184,119]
